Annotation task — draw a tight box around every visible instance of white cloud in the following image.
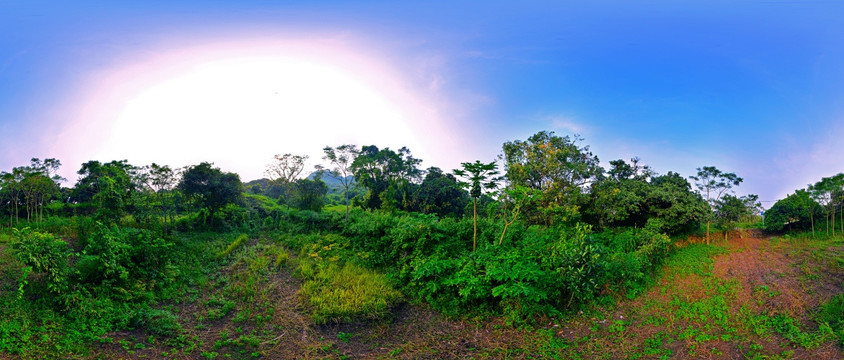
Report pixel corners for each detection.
[547,114,586,134]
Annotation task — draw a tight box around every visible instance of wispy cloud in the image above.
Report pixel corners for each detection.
[546,114,586,134]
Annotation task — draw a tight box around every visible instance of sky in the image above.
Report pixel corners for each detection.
[1,0,843,205]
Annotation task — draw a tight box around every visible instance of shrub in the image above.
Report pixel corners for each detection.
[74,224,175,295]
[12,228,69,296]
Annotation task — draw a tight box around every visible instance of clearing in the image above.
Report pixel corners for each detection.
[89,232,844,359]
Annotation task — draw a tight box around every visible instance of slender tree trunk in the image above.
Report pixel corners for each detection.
[345,189,350,222]
[473,198,478,252]
[811,212,815,238]
[706,221,711,243]
[499,205,520,246]
[13,196,18,225]
[833,206,836,237]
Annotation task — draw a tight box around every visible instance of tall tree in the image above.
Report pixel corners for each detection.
[412,167,469,218]
[454,160,500,251]
[809,173,844,237]
[178,162,243,225]
[765,190,819,232]
[0,170,22,226]
[689,166,743,240]
[322,144,359,220]
[351,145,422,210]
[502,131,602,225]
[265,153,308,208]
[142,163,178,232]
[71,160,138,221]
[292,175,329,212]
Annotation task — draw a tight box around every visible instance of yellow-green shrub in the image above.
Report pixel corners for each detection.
[300,262,402,324]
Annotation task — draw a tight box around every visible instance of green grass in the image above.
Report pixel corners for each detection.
[323,204,351,213]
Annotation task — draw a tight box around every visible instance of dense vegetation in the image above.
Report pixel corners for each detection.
[0,130,842,359]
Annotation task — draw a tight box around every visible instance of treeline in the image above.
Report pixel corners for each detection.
[1,130,769,326]
[765,173,844,236]
[0,131,764,236]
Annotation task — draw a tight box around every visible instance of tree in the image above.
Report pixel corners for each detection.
[497,185,539,246]
[141,163,178,233]
[454,160,500,251]
[178,162,243,225]
[265,153,308,208]
[585,158,653,230]
[351,145,422,210]
[809,173,844,237]
[71,160,139,220]
[0,170,22,226]
[765,190,819,232]
[292,175,328,212]
[715,194,761,236]
[645,172,710,235]
[412,167,469,218]
[502,131,602,225]
[322,145,359,220]
[689,166,743,240]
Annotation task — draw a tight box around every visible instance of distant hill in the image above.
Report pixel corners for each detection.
[307,171,356,193]
[246,173,355,195]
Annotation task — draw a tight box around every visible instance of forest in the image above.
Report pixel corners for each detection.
[1,130,842,359]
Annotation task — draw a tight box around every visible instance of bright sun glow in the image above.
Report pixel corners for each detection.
[106,57,417,168]
[57,39,452,181]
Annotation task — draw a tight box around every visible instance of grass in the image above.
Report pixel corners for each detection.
[300,262,403,324]
[217,233,248,259]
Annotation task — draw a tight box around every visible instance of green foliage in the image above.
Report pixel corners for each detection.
[816,294,844,345]
[292,177,328,212]
[351,145,422,210]
[545,223,605,307]
[12,228,69,296]
[74,224,176,295]
[71,160,138,221]
[502,131,602,225]
[179,162,244,225]
[765,190,820,232]
[412,167,469,218]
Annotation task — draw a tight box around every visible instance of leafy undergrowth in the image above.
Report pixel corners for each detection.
[3,227,843,359]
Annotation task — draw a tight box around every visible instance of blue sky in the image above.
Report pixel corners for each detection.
[1,1,843,204]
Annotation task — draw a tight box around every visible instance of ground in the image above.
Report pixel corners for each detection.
[89,231,844,359]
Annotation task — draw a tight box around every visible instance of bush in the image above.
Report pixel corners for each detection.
[12,228,70,296]
[74,224,175,296]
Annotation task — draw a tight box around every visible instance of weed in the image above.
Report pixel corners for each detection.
[218,234,249,259]
[337,331,353,342]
